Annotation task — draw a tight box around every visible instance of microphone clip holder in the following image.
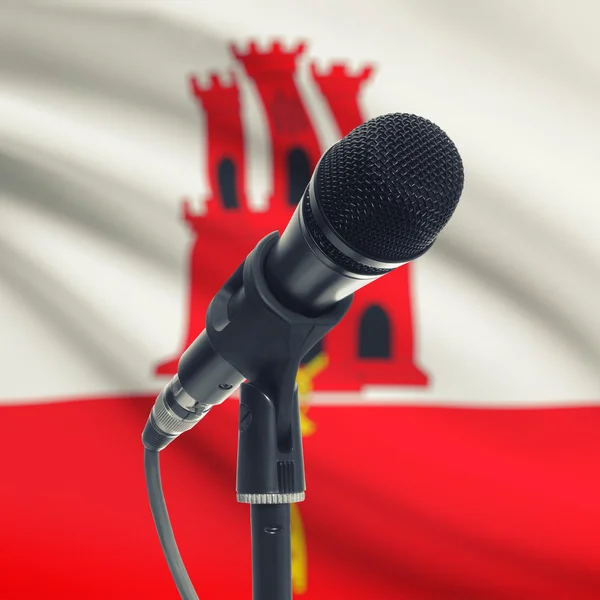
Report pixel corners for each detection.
[204,232,352,599]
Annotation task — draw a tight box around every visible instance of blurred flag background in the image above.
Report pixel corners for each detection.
[1,1,599,598]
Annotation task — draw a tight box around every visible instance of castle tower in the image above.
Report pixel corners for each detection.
[190,72,248,211]
[314,268,428,389]
[310,63,428,389]
[232,41,322,209]
[155,45,427,389]
[155,73,250,375]
[310,63,373,138]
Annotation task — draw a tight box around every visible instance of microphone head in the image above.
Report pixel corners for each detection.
[303,113,464,275]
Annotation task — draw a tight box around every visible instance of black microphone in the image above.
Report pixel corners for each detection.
[266,113,464,315]
[142,113,464,451]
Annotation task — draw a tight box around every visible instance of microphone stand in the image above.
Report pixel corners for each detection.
[204,233,352,599]
[237,383,301,600]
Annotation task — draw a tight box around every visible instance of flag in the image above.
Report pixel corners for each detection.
[1,2,599,598]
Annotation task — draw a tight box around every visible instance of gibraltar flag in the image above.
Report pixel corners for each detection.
[1,2,599,599]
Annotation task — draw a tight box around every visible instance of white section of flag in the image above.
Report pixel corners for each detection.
[0,2,598,406]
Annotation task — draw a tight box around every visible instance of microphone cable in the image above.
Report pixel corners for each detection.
[144,448,199,600]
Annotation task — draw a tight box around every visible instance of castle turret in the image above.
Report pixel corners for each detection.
[232,41,322,209]
[155,72,251,375]
[310,62,427,389]
[311,63,373,136]
[190,72,248,211]
[316,268,428,389]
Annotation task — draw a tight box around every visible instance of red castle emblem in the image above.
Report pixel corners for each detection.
[155,40,428,392]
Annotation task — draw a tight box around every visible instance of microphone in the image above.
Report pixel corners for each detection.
[266,113,463,315]
[142,113,464,451]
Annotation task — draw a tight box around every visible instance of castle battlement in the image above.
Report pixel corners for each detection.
[231,40,306,76]
[311,63,373,85]
[190,72,240,108]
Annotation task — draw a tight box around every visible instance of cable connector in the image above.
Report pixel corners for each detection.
[142,375,212,451]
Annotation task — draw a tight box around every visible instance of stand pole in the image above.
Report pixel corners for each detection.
[250,504,292,600]
[236,382,303,600]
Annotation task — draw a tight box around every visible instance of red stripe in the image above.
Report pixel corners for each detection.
[1,396,600,599]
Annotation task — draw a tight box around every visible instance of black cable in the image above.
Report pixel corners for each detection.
[144,448,199,600]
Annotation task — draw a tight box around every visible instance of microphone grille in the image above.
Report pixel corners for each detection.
[315,113,464,263]
[302,188,392,275]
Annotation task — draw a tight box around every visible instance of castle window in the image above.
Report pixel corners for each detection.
[358,306,391,358]
[217,158,238,209]
[287,148,311,206]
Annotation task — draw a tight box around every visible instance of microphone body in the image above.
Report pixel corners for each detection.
[265,179,395,318]
[142,113,464,450]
